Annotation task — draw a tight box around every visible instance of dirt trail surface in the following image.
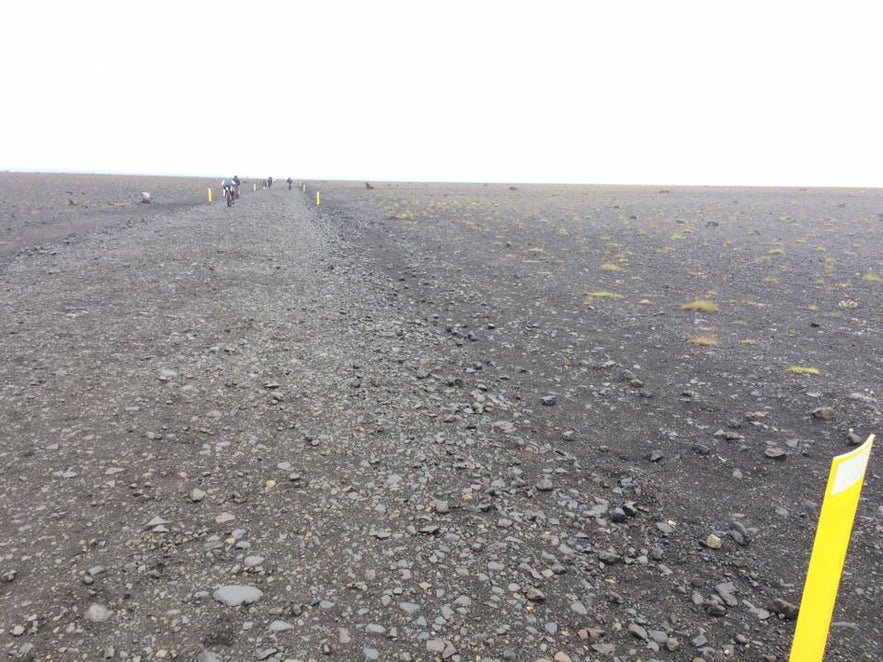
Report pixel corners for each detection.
[1,174,881,661]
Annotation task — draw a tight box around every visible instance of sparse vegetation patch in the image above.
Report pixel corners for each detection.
[681,299,719,313]
[689,333,718,346]
[788,366,821,376]
[584,291,623,305]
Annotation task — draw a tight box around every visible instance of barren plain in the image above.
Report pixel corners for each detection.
[0,173,881,661]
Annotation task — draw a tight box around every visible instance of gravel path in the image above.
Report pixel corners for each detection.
[2,188,590,662]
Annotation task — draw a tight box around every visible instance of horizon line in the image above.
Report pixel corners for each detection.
[2,168,881,191]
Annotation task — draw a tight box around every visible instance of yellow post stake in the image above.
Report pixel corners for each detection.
[302,184,306,192]
[208,188,212,203]
[790,435,875,661]
[316,191,321,206]
[253,183,257,193]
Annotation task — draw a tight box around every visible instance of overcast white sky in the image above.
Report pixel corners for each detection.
[3,1,881,187]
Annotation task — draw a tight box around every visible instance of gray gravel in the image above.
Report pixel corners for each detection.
[1,179,881,661]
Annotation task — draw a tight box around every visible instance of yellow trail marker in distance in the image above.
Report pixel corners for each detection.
[790,434,875,661]
[208,188,212,203]
[303,184,306,192]
[316,191,320,206]
[253,183,257,193]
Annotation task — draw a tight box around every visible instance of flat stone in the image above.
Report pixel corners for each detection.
[769,597,799,619]
[847,430,864,446]
[158,368,178,381]
[628,623,648,639]
[268,620,294,632]
[85,603,113,622]
[526,587,546,602]
[656,521,674,534]
[399,602,421,615]
[691,633,709,647]
[570,601,588,615]
[212,585,263,607]
[427,639,446,653]
[729,521,752,546]
[244,556,265,568]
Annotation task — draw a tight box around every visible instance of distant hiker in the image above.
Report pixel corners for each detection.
[267,176,273,188]
[221,177,235,198]
[232,175,241,199]
[286,177,293,190]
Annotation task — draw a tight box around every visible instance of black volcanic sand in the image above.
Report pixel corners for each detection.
[0,173,881,661]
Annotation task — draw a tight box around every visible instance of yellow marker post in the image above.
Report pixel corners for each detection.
[253,183,257,193]
[790,435,875,661]
[316,191,321,206]
[302,184,306,192]
[208,188,212,203]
